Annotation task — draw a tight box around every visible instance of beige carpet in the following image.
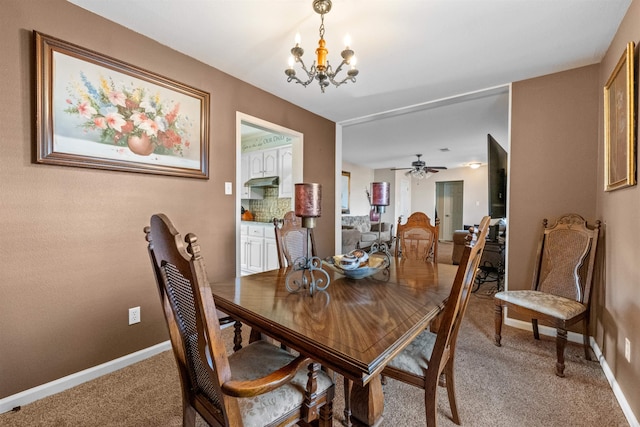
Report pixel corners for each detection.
[1,243,629,426]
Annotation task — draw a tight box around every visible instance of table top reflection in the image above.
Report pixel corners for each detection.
[209,257,457,384]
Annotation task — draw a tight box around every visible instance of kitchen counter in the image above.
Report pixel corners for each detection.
[241,220,274,225]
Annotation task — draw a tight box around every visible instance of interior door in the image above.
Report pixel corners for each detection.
[436,180,463,241]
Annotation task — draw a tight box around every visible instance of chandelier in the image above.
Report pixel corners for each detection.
[285,0,359,93]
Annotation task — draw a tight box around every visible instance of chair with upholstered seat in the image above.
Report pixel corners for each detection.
[395,212,440,261]
[274,210,317,268]
[494,213,600,377]
[145,213,334,427]
[380,216,490,427]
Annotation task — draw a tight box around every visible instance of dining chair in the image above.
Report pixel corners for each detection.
[494,213,600,377]
[395,212,440,261]
[274,210,317,268]
[145,213,334,427]
[381,215,490,427]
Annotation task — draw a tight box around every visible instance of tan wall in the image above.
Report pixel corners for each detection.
[0,0,335,398]
[511,49,639,419]
[595,0,640,416]
[509,65,599,296]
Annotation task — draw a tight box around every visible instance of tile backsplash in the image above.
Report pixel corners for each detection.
[243,187,292,222]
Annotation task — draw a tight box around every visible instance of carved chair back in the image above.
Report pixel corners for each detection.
[145,213,241,426]
[433,216,490,373]
[395,212,440,261]
[381,216,490,427]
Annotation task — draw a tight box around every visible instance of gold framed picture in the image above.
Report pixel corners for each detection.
[35,31,210,179]
[604,41,636,191]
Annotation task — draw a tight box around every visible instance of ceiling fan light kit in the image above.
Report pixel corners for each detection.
[285,0,359,93]
[390,154,447,179]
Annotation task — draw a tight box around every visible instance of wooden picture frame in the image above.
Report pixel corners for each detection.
[341,171,351,214]
[35,31,210,179]
[604,41,636,191]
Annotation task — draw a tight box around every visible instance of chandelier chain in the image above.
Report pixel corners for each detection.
[319,14,325,40]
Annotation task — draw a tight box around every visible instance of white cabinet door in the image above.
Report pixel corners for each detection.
[241,153,263,199]
[248,149,279,178]
[262,149,278,176]
[264,238,279,271]
[249,152,265,179]
[264,226,279,270]
[278,146,293,198]
[247,236,264,273]
[240,234,249,274]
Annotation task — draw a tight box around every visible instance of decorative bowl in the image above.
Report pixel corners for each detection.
[324,254,389,279]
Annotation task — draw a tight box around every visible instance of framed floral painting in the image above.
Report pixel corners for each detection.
[604,41,636,191]
[35,31,210,179]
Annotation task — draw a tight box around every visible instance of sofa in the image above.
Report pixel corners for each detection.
[341,215,394,254]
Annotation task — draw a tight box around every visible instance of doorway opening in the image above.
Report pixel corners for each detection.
[436,180,463,241]
[236,112,303,277]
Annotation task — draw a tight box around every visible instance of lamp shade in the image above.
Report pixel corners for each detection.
[295,183,322,218]
[371,182,390,206]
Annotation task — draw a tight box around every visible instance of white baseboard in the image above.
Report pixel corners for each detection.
[504,316,585,343]
[0,341,171,415]
[505,317,639,427]
[591,338,640,427]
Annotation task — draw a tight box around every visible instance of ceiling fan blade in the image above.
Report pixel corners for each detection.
[390,167,413,171]
[425,166,447,170]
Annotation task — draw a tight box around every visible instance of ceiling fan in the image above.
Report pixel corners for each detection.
[390,154,447,178]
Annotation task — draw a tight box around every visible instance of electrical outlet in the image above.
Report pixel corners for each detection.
[129,306,141,325]
[625,338,631,362]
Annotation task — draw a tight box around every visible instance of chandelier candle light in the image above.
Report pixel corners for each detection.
[285,0,359,92]
[286,183,330,296]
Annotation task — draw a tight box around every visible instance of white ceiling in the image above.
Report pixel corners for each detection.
[68,0,630,170]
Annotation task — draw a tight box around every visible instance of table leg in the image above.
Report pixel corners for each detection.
[348,375,384,426]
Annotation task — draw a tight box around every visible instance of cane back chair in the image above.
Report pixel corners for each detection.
[494,213,600,377]
[145,213,334,426]
[274,211,317,268]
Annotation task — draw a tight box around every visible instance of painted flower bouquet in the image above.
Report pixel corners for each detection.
[64,72,193,156]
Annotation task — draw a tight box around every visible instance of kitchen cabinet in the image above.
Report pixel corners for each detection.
[240,222,279,275]
[264,226,279,271]
[240,154,263,199]
[249,148,278,179]
[241,145,293,199]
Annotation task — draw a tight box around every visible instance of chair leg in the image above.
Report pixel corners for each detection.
[233,321,243,352]
[183,402,196,427]
[583,319,592,361]
[425,382,438,427]
[342,377,352,427]
[444,360,460,425]
[555,328,567,377]
[532,319,540,340]
[319,399,334,427]
[494,301,503,346]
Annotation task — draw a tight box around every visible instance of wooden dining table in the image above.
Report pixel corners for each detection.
[209,256,458,426]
